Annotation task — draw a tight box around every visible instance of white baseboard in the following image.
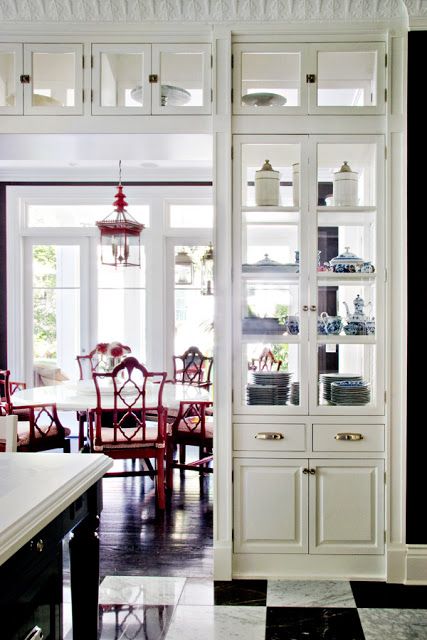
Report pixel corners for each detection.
[214,542,233,580]
[386,544,407,583]
[406,545,427,584]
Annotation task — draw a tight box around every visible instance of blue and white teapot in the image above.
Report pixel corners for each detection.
[342,294,373,335]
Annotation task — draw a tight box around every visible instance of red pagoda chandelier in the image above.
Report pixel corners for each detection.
[96,161,145,267]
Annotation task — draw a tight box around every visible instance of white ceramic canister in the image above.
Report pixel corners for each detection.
[333,161,359,206]
[255,159,280,206]
[292,162,299,207]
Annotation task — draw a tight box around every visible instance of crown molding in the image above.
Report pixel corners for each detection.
[0,0,410,25]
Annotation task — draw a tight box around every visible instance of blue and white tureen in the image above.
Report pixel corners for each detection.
[328,246,364,273]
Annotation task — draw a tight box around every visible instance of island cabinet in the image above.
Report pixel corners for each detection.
[0,453,112,640]
[231,37,388,578]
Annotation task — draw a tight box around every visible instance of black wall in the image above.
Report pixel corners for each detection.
[406,31,426,542]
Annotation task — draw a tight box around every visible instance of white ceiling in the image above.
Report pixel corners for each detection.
[0,0,416,23]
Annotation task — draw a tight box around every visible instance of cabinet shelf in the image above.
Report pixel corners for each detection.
[242,206,299,213]
[241,333,300,343]
[317,206,376,213]
[317,273,376,286]
[242,270,299,280]
[317,335,376,345]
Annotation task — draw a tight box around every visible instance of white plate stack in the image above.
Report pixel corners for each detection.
[290,381,300,405]
[330,380,371,406]
[319,373,362,404]
[250,370,292,405]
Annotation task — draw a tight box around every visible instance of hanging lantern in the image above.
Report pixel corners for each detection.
[96,161,145,267]
[201,243,214,295]
[175,248,194,285]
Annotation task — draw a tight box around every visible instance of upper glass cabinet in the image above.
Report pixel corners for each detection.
[233,42,386,115]
[92,43,211,115]
[1,43,83,115]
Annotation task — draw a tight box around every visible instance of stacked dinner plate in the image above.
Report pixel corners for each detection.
[331,380,371,406]
[246,383,278,405]
[319,373,362,404]
[290,381,300,405]
[251,370,292,405]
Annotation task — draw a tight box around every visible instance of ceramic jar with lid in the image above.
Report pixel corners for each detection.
[255,159,280,206]
[333,161,359,206]
[328,246,364,273]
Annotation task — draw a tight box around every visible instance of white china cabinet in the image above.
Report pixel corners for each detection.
[0,43,83,115]
[231,40,388,578]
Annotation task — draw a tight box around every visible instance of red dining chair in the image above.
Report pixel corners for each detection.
[76,342,132,449]
[0,369,30,422]
[250,347,282,372]
[88,356,168,509]
[166,400,213,490]
[1,400,70,453]
[172,346,213,390]
[0,414,17,452]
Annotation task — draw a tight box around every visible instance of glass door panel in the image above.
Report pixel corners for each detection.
[30,243,84,386]
[23,44,83,114]
[152,44,211,114]
[92,44,151,115]
[0,44,22,114]
[308,43,386,114]
[233,44,307,115]
[97,246,146,363]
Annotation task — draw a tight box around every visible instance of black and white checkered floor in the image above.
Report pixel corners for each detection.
[64,576,427,639]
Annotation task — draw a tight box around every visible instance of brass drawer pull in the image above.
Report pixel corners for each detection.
[334,432,364,441]
[255,432,284,440]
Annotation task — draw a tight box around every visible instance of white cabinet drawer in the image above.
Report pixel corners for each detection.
[312,424,385,452]
[234,423,307,451]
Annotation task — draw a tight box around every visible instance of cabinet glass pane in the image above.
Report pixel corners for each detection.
[317,284,376,337]
[317,216,376,272]
[245,343,300,406]
[317,143,377,207]
[243,278,299,338]
[159,52,204,107]
[100,52,145,107]
[318,344,375,407]
[0,52,15,107]
[242,143,300,207]
[32,51,77,107]
[317,51,377,107]
[241,52,300,107]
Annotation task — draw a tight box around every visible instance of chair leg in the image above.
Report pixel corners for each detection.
[64,438,71,453]
[166,440,174,491]
[156,453,166,510]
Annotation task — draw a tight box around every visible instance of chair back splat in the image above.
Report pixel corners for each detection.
[172,346,213,389]
[91,356,167,509]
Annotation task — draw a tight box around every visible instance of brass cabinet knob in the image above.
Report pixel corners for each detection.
[302,305,309,311]
[303,468,309,474]
[309,468,316,475]
[310,304,317,311]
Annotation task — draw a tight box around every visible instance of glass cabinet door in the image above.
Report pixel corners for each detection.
[308,43,386,114]
[0,43,23,114]
[233,136,309,414]
[233,43,307,115]
[151,44,211,114]
[23,44,83,114]
[310,136,385,414]
[91,44,151,115]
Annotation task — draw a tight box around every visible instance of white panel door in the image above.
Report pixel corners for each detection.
[234,458,308,554]
[309,458,384,554]
[0,43,23,115]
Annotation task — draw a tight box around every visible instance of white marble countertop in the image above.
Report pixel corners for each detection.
[0,453,113,566]
[12,380,211,412]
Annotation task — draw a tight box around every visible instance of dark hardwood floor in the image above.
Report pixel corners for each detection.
[98,453,213,579]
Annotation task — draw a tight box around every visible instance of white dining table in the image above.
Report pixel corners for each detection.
[12,379,212,412]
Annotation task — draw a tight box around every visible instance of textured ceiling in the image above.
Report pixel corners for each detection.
[0,0,420,23]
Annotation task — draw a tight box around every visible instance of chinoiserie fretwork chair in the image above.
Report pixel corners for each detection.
[88,356,168,510]
[172,346,213,390]
[166,400,214,490]
[76,342,132,449]
[250,348,282,372]
[0,400,71,453]
[0,414,18,452]
[0,369,29,421]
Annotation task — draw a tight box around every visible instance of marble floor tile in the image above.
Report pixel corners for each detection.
[99,604,175,640]
[99,575,186,605]
[214,579,267,606]
[178,578,214,605]
[265,607,364,640]
[359,608,427,640]
[165,605,266,640]
[351,581,427,608]
[267,579,356,608]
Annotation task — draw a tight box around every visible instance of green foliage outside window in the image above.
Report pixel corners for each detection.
[33,246,57,360]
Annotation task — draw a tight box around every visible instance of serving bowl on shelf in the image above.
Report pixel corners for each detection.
[130,84,191,106]
[241,92,286,107]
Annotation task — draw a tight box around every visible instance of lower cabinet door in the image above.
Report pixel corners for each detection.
[309,459,384,555]
[233,458,308,554]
